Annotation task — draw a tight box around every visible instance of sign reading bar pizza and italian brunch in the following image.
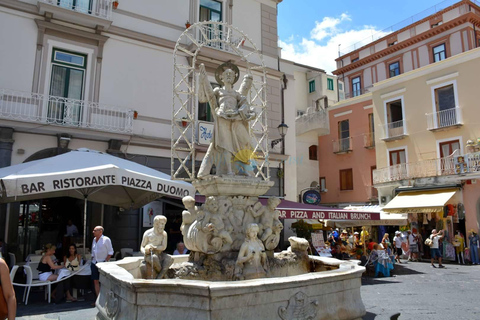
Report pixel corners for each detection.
[277,209,380,220]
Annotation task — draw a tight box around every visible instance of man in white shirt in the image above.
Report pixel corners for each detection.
[393,231,403,264]
[407,230,419,262]
[91,226,114,302]
[430,229,445,268]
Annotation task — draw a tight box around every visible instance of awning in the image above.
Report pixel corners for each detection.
[194,195,380,220]
[382,188,458,213]
[292,219,324,230]
[322,205,408,227]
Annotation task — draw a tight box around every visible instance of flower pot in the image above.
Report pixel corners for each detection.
[182,120,188,127]
[186,23,191,29]
[113,1,119,9]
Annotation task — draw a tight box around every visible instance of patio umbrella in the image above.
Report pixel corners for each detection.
[0,148,195,251]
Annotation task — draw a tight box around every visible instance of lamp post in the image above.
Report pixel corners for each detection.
[271,122,289,149]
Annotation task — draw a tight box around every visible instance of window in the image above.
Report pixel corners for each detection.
[200,0,222,22]
[198,82,220,122]
[327,78,334,90]
[338,119,350,151]
[339,169,353,190]
[389,61,400,78]
[309,145,318,161]
[385,99,404,137]
[434,84,457,127]
[351,58,359,63]
[388,41,398,47]
[351,76,361,97]
[366,113,375,148]
[389,149,406,166]
[48,48,87,124]
[58,0,92,15]
[320,177,326,191]
[433,43,446,62]
[439,140,460,158]
[309,80,315,93]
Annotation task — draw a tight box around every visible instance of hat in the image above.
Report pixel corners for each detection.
[341,230,348,234]
[407,230,412,233]
[470,229,477,234]
[354,232,359,235]
[395,231,401,235]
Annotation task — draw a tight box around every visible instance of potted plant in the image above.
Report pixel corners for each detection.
[112,1,119,9]
[185,21,191,29]
[181,117,188,127]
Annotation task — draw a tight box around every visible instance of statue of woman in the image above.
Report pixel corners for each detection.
[235,223,268,280]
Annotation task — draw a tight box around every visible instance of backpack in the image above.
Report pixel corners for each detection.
[425,238,433,247]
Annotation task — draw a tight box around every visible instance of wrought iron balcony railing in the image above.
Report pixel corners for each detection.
[333,137,353,154]
[372,153,478,184]
[344,85,372,99]
[39,0,113,20]
[426,107,462,130]
[0,88,133,133]
[382,120,405,140]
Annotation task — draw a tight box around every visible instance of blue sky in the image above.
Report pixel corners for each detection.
[278,0,452,73]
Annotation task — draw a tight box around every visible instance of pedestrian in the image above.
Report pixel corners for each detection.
[393,231,403,264]
[430,229,445,268]
[407,230,419,262]
[0,258,16,320]
[468,229,479,265]
[91,226,113,305]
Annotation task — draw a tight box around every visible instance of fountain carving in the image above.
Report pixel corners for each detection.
[95,22,366,320]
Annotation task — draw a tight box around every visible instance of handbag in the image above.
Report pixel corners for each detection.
[425,238,433,247]
[0,283,8,320]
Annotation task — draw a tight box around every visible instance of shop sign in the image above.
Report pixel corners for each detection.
[278,210,380,220]
[302,190,321,205]
[454,155,468,174]
[198,121,214,145]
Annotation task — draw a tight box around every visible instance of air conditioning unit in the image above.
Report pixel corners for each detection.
[380,195,391,204]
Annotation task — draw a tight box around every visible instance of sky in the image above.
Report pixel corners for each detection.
[277,0,454,74]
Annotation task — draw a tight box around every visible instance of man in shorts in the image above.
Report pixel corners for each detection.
[407,230,419,261]
[393,231,403,263]
[91,226,114,304]
[430,229,445,268]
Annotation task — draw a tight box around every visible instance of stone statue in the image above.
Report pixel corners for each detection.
[254,197,284,251]
[235,223,268,280]
[201,196,233,253]
[197,62,257,178]
[140,215,173,279]
[180,196,198,236]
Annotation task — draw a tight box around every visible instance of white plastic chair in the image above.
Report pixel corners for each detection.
[8,253,15,270]
[120,248,133,258]
[10,265,19,282]
[22,265,52,305]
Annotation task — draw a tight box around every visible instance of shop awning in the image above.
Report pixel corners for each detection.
[382,188,458,213]
[322,205,408,227]
[292,219,324,230]
[194,196,380,220]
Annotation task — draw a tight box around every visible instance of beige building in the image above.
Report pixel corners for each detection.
[372,47,480,238]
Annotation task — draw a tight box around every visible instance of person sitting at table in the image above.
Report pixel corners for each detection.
[173,242,188,255]
[64,244,82,272]
[38,243,77,302]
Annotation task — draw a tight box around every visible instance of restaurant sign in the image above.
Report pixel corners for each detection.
[278,210,380,220]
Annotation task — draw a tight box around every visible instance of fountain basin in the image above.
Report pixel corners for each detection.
[95,255,366,320]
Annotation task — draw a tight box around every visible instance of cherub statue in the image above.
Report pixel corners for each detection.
[180,195,198,236]
[235,223,268,280]
[201,196,233,252]
[197,62,257,178]
[140,215,173,279]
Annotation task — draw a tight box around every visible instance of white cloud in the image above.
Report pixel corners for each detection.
[279,14,388,74]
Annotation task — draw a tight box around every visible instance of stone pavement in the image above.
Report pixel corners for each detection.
[13,260,480,319]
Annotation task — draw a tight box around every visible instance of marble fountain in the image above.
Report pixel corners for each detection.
[95,27,366,319]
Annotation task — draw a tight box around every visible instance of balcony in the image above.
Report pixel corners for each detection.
[194,23,246,54]
[382,120,406,141]
[295,108,329,136]
[344,85,372,99]
[363,132,375,149]
[333,137,352,154]
[0,88,133,134]
[372,153,479,184]
[426,107,462,131]
[38,0,113,29]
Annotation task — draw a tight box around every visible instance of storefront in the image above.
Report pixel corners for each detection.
[382,187,465,261]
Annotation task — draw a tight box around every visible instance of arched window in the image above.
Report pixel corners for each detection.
[309,145,318,160]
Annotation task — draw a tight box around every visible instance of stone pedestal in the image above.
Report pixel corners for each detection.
[192,176,274,197]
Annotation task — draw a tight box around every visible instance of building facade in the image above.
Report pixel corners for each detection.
[325,0,480,209]
[0,0,289,259]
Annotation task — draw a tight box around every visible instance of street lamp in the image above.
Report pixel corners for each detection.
[271,122,289,148]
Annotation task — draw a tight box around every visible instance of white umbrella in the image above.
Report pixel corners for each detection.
[0,148,195,251]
